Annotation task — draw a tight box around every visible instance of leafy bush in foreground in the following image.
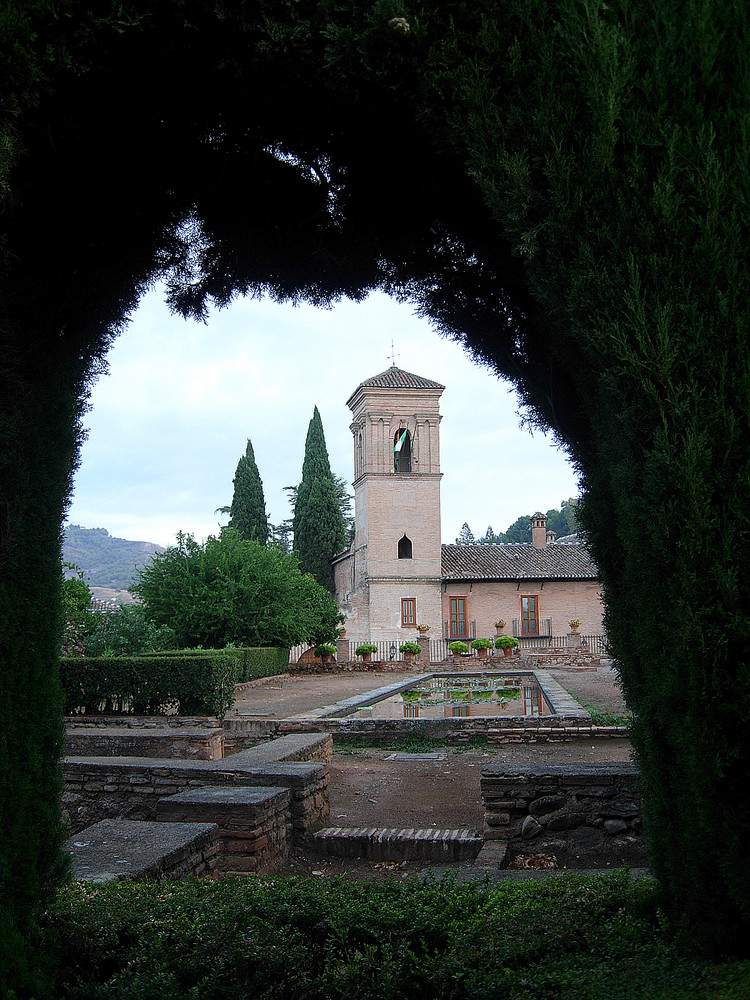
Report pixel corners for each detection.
[132,528,342,648]
[47,874,750,999]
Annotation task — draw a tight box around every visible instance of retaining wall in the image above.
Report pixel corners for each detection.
[63,733,331,841]
[481,762,645,868]
[156,785,291,874]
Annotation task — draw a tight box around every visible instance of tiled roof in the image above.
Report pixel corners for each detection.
[355,366,445,391]
[441,541,599,580]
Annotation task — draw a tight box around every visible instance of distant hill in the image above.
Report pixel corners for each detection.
[63,524,165,591]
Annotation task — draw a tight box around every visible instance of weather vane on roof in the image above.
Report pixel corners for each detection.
[389,339,399,367]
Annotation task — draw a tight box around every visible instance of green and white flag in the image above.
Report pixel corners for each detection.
[393,428,408,452]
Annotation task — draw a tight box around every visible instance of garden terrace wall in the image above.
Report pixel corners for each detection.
[65,724,226,760]
[481,762,646,868]
[524,649,606,669]
[224,716,620,746]
[156,785,291,874]
[63,736,330,839]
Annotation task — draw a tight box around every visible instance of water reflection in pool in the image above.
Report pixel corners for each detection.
[355,674,552,720]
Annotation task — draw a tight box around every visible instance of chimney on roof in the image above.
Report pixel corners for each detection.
[546,529,556,544]
[531,511,547,547]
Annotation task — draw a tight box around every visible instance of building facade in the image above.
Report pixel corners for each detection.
[332,366,604,645]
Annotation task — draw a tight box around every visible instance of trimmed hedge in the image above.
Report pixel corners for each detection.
[233,646,289,683]
[60,646,290,718]
[48,874,750,999]
[60,652,239,718]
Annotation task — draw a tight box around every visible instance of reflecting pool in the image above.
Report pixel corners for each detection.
[351,673,552,720]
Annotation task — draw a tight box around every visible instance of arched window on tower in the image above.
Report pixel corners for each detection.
[393,428,412,473]
[398,534,413,559]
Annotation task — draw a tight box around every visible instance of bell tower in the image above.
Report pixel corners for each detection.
[335,365,444,642]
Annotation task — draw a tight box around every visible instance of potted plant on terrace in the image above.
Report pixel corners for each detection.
[471,637,493,659]
[355,643,378,663]
[399,641,421,664]
[569,619,580,632]
[494,619,506,633]
[416,624,431,633]
[314,643,337,664]
[495,635,520,657]
[448,640,469,668]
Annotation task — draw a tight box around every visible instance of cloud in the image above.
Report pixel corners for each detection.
[68,286,579,547]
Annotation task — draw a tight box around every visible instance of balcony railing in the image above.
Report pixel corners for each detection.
[289,632,609,664]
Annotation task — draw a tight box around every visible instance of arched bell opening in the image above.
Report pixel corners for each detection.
[393,427,412,473]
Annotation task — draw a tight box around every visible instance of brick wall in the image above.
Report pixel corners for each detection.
[156,786,291,874]
[442,579,604,641]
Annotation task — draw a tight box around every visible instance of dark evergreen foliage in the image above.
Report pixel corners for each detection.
[545,499,579,539]
[1,0,749,981]
[225,438,269,544]
[292,407,347,591]
[504,515,532,544]
[455,522,476,545]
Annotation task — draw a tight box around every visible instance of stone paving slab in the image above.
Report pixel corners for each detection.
[66,819,218,883]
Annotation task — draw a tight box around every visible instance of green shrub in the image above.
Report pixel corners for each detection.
[399,641,421,655]
[132,529,342,648]
[232,646,289,683]
[314,643,337,658]
[471,637,493,650]
[46,874,750,999]
[355,643,378,656]
[83,604,176,657]
[448,641,469,654]
[59,650,243,718]
[495,635,520,650]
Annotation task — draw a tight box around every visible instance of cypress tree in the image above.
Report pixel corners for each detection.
[293,407,346,591]
[227,439,269,545]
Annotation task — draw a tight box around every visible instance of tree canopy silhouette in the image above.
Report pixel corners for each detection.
[2,0,749,986]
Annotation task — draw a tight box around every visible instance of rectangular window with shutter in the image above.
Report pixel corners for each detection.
[449,597,469,638]
[401,598,416,626]
[521,595,539,635]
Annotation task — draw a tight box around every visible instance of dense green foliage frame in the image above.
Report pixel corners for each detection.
[2,0,750,990]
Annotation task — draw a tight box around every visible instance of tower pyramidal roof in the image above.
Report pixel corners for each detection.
[349,365,445,400]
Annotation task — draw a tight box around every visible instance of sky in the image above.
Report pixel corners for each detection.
[66,285,580,549]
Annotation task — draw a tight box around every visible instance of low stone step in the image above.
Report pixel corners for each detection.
[311,826,483,862]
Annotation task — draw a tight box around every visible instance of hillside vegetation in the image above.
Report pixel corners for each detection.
[63,525,163,591]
